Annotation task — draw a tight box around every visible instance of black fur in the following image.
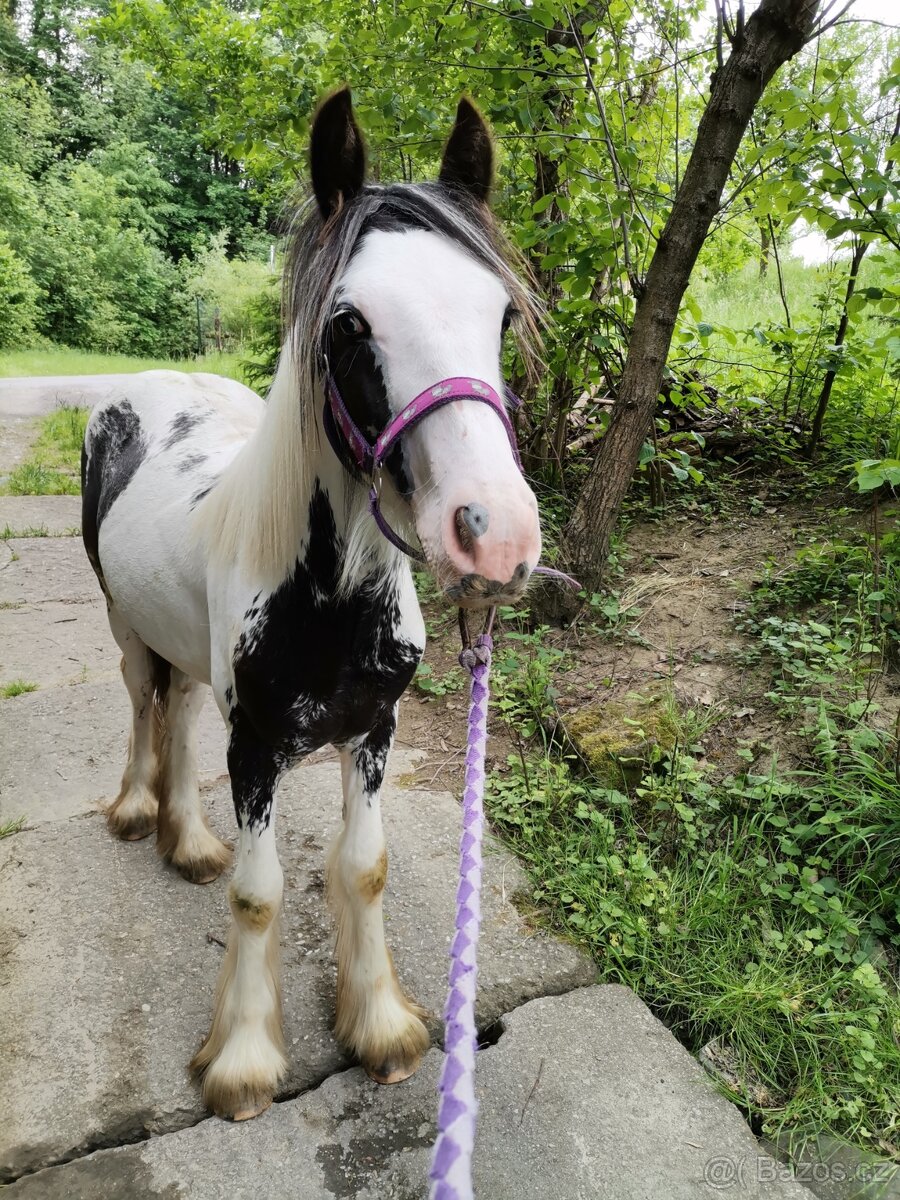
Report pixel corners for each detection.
[164,409,207,449]
[227,483,421,828]
[439,97,494,203]
[324,327,412,496]
[310,87,366,219]
[81,401,148,591]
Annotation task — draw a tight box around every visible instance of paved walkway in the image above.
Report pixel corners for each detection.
[0,388,816,1198]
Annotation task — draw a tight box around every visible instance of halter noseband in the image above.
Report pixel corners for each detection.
[323,374,522,561]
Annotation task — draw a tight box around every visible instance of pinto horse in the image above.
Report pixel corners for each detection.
[81,88,542,1122]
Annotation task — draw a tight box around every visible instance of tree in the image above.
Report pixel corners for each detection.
[551,0,825,615]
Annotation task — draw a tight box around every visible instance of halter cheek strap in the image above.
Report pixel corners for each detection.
[323,375,522,561]
[322,373,580,591]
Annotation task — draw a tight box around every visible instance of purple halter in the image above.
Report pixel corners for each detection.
[323,374,522,560]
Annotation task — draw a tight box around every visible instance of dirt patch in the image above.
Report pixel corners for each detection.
[400,500,899,789]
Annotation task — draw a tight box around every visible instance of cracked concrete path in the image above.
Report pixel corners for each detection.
[0,432,816,1197]
[6,987,813,1200]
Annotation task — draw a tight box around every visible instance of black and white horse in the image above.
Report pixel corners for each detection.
[81,89,542,1121]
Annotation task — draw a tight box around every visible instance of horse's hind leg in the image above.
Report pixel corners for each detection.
[106,609,164,842]
[156,668,232,884]
[328,712,429,1084]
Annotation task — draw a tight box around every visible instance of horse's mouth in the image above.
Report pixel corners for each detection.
[443,561,531,609]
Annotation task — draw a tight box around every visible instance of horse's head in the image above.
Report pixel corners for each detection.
[298,88,542,609]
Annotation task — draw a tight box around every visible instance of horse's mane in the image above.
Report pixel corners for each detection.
[198,182,542,590]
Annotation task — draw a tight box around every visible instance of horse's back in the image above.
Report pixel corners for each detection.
[82,370,264,680]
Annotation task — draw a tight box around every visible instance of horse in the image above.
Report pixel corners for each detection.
[81,87,543,1123]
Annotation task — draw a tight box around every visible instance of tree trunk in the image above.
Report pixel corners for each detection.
[806,103,900,458]
[547,0,821,619]
[758,218,771,278]
[806,238,867,457]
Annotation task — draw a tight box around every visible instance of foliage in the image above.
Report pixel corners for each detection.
[485,613,900,1149]
[0,238,39,348]
[0,4,270,357]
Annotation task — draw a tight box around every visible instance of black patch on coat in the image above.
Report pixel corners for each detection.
[163,409,207,449]
[190,481,216,508]
[227,483,422,828]
[176,451,207,474]
[354,709,396,796]
[81,400,148,591]
[325,312,412,496]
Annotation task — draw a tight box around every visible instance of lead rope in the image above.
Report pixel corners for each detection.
[428,609,495,1200]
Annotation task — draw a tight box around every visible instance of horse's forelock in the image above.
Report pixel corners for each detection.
[284,182,544,408]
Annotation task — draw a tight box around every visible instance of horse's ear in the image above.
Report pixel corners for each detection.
[310,87,366,219]
[439,97,494,204]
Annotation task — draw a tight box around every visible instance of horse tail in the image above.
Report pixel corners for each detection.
[149,648,173,797]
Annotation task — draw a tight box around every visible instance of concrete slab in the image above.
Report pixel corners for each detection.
[0,537,99,606]
[0,598,119,689]
[6,986,813,1199]
[0,495,82,536]
[0,757,594,1180]
[0,679,228,825]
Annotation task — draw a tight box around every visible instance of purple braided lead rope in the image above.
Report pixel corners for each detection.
[429,631,493,1200]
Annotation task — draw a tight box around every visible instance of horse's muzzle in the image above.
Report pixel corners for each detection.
[444,561,531,609]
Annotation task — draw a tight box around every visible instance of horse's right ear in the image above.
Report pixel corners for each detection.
[310,87,366,220]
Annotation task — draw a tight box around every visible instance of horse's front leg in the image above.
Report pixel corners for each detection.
[191,717,286,1119]
[328,709,430,1083]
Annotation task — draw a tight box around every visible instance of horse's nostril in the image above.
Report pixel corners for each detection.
[457,503,490,540]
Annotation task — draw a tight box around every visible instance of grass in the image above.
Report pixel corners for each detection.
[2,405,89,496]
[1,523,50,539]
[0,816,26,838]
[1,680,38,698]
[0,346,246,383]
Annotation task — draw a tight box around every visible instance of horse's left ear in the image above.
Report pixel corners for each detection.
[310,86,367,219]
[439,97,493,204]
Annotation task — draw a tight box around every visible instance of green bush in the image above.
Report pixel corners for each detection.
[0,238,39,349]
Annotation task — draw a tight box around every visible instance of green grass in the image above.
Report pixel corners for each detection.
[1,405,89,496]
[1,523,50,539]
[1,680,38,698]
[0,346,246,383]
[0,816,26,838]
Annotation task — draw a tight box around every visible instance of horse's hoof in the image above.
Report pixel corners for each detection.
[367,1058,422,1085]
[361,1008,430,1086]
[173,845,233,886]
[107,788,158,842]
[232,1099,272,1121]
[159,825,232,885]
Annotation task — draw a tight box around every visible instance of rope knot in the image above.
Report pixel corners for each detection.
[458,638,491,672]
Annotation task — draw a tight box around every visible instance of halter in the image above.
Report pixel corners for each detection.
[323,373,522,561]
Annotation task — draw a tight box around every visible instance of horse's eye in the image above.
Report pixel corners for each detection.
[335,309,368,339]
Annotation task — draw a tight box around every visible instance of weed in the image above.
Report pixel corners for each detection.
[413,662,464,697]
[0,816,25,839]
[1,524,50,539]
[5,462,79,496]
[1,680,38,698]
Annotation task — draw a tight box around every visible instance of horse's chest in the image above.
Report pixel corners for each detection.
[232,571,421,755]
